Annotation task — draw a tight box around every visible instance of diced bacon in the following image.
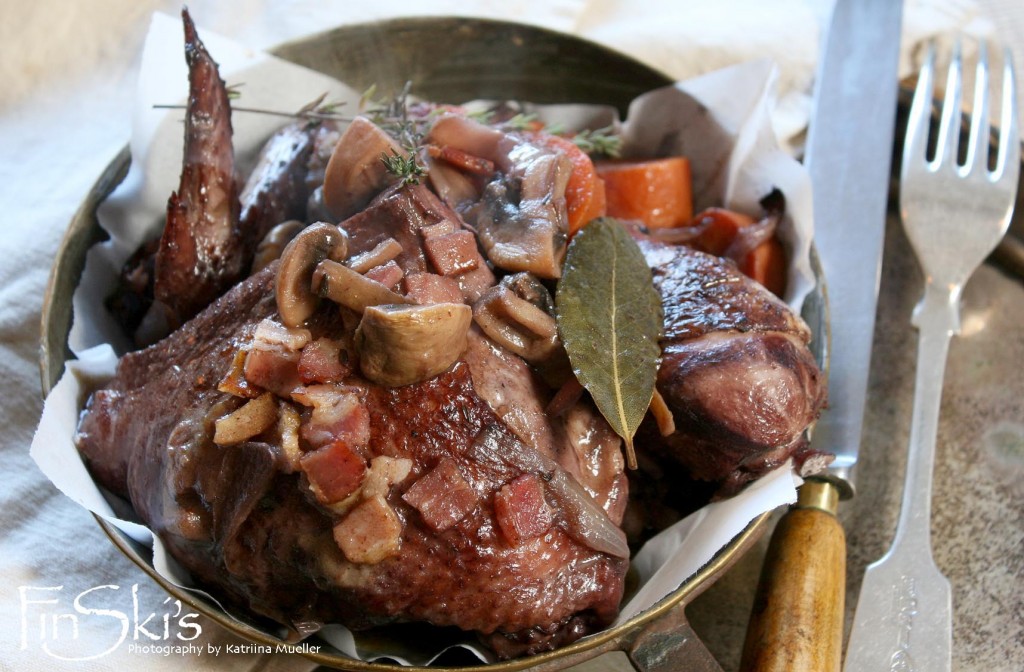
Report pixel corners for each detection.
[420,221,457,240]
[403,272,464,305]
[333,495,402,564]
[243,347,301,397]
[252,318,311,351]
[402,457,479,531]
[424,230,481,277]
[426,144,496,176]
[301,439,367,505]
[298,338,351,385]
[291,384,371,450]
[494,473,554,546]
[363,260,404,290]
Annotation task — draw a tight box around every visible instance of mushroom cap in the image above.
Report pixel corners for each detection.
[355,303,472,387]
[275,222,349,327]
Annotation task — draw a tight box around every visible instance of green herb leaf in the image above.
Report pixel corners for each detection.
[556,218,663,469]
[380,149,426,186]
[570,126,622,158]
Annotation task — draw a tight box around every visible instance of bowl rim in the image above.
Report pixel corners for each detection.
[39,15,781,670]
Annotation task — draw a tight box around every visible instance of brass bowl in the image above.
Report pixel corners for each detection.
[39,17,782,671]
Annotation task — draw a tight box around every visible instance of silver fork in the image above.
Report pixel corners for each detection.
[844,40,1019,672]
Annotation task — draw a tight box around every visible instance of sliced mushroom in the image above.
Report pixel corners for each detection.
[275,222,349,328]
[355,303,472,387]
[346,237,403,274]
[322,116,406,221]
[251,220,306,274]
[313,259,413,313]
[473,285,560,363]
[213,392,278,446]
[474,146,572,279]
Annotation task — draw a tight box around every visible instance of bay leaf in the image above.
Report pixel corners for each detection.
[555,218,663,469]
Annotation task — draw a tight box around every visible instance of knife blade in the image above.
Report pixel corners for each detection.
[739,1,903,670]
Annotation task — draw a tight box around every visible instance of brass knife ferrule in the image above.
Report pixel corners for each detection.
[795,479,840,515]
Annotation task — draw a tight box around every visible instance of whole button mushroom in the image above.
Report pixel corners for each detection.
[275,222,349,327]
[354,303,472,387]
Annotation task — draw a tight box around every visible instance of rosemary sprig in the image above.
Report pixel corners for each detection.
[152,90,351,123]
[498,111,621,158]
[465,108,495,124]
[381,149,426,186]
[502,112,540,131]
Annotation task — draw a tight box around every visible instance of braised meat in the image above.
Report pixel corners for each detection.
[79,261,628,657]
[153,9,242,324]
[80,12,827,660]
[635,236,827,496]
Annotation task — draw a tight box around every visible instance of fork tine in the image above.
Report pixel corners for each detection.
[936,39,964,167]
[995,47,1020,182]
[966,41,990,173]
[904,43,937,170]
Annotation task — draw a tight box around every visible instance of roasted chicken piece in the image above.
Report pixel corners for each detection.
[112,11,325,341]
[84,23,827,655]
[78,185,630,659]
[153,8,242,324]
[635,235,828,496]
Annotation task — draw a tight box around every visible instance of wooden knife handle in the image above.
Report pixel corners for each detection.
[739,479,846,672]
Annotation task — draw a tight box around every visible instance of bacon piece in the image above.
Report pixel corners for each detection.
[301,440,367,505]
[403,272,463,305]
[495,474,554,545]
[363,260,404,290]
[154,9,242,323]
[243,347,301,397]
[291,385,370,450]
[297,338,351,385]
[420,221,458,240]
[402,457,479,531]
[424,230,481,276]
[333,495,402,564]
[426,144,496,176]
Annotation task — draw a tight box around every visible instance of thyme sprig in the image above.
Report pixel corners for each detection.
[363,82,431,186]
[380,149,427,186]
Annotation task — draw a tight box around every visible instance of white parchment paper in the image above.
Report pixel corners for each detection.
[33,12,813,666]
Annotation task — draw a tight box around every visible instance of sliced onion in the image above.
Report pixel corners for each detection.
[723,211,779,262]
[470,425,629,559]
[213,392,278,446]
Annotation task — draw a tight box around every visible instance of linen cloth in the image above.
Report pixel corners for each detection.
[0,1,1011,670]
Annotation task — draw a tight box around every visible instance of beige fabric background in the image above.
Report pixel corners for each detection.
[0,1,1018,670]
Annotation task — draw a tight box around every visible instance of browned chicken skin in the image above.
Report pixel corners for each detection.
[635,236,827,496]
[154,9,242,323]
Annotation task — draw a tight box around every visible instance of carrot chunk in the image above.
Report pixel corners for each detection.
[596,157,692,229]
